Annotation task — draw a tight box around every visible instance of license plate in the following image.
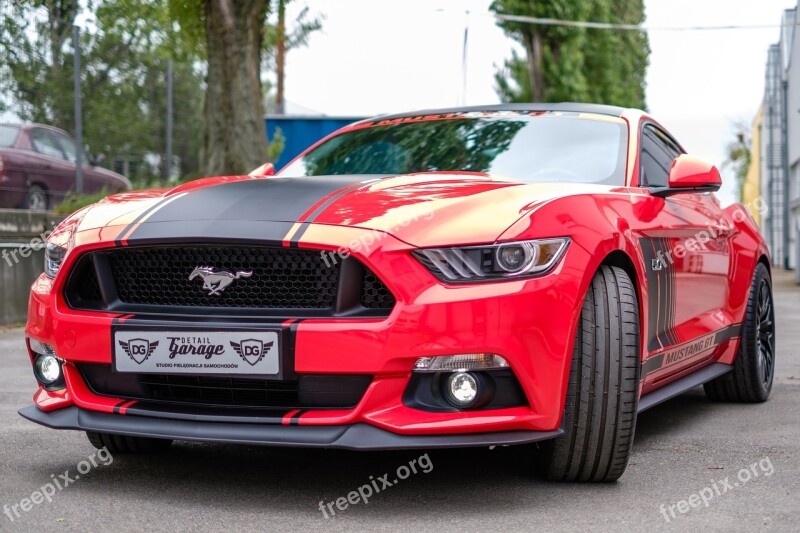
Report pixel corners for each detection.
[113,330,280,376]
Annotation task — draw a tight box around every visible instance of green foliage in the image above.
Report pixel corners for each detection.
[53,188,111,215]
[263,2,323,58]
[267,126,286,163]
[724,122,752,203]
[491,0,649,109]
[0,0,206,184]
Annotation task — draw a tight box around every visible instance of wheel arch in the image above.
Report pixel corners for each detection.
[758,254,771,277]
[600,250,640,305]
[571,233,648,362]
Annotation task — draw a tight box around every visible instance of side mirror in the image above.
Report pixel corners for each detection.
[651,155,722,197]
[88,153,106,167]
[249,162,275,177]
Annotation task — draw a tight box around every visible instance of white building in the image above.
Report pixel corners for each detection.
[760,4,799,280]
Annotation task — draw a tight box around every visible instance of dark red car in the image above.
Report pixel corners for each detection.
[0,123,131,210]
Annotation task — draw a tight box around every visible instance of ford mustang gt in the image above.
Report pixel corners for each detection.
[19,103,774,482]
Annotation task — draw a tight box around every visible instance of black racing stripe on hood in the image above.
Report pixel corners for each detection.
[287,179,371,247]
[123,176,369,241]
[118,219,298,244]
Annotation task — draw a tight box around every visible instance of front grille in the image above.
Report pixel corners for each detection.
[109,246,339,309]
[64,244,395,316]
[78,363,372,409]
[362,269,395,309]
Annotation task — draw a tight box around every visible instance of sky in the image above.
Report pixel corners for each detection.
[283,0,799,205]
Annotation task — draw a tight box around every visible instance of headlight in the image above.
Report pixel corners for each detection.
[42,207,86,278]
[44,241,67,278]
[413,238,569,282]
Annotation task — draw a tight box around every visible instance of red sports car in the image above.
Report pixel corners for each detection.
[20,104,774,482]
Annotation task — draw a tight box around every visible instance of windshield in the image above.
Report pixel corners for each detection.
[279,113,628,185]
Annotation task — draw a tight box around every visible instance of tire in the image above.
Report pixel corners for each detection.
[704,263,774,402]
[86,432,172,454]
[22,184,48,211]
[542,265,641,482]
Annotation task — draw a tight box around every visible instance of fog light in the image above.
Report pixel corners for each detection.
[445,372,479,407]
[34,354,61,385]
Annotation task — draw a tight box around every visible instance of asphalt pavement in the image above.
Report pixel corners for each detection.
[1,270,798,532]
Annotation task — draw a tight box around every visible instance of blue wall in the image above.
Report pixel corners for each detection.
[265,116,366,170]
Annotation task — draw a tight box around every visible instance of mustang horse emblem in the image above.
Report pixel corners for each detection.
[189,266,253,295]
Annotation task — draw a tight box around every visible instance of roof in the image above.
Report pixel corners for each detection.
[371,102,629,122]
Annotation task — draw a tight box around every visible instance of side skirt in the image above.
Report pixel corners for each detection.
[637,363,733,413]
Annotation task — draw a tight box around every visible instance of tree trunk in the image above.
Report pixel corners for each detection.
[276,0,286,114]
[202,0,270,176]
[523,30,545,102]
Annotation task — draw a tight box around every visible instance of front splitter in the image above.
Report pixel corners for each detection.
[19,405,563,450]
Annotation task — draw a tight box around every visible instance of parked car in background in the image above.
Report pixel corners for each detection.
[0,123,131,210]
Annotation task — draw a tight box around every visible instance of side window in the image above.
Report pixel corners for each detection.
[50,131,77,163]
[30,129,65,160]
[640,125,681,188]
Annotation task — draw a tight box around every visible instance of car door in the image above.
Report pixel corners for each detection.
[29,127,76,204]
[632,124,732,384]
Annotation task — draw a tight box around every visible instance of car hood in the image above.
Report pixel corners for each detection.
[77,172,622,247]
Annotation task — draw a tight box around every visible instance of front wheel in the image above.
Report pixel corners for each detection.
[541,265,641,482]
[704,263,774,402]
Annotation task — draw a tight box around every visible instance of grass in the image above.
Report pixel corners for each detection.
[52,188,112,215]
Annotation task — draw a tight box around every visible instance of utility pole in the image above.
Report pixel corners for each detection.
[72,25,83,194]
[276,0,286,114]
[461,10,470,106]
[165,59,173,182]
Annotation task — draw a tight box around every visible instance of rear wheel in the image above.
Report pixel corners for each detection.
[86,432,172,454]
[22,184,48,211]
[542,265,640,482]
[704,263,774,402]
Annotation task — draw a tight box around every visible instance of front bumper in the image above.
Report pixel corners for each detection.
[23,224,592,442]
[19,405,563,450]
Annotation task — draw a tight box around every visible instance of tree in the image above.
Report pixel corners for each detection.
[170,0,321,175]
[724,121,752,203]
[0,0,206,182]
[0,0,80,132]
[263,0,323,114]
[200,0,271,176]
[490,0,648,109]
